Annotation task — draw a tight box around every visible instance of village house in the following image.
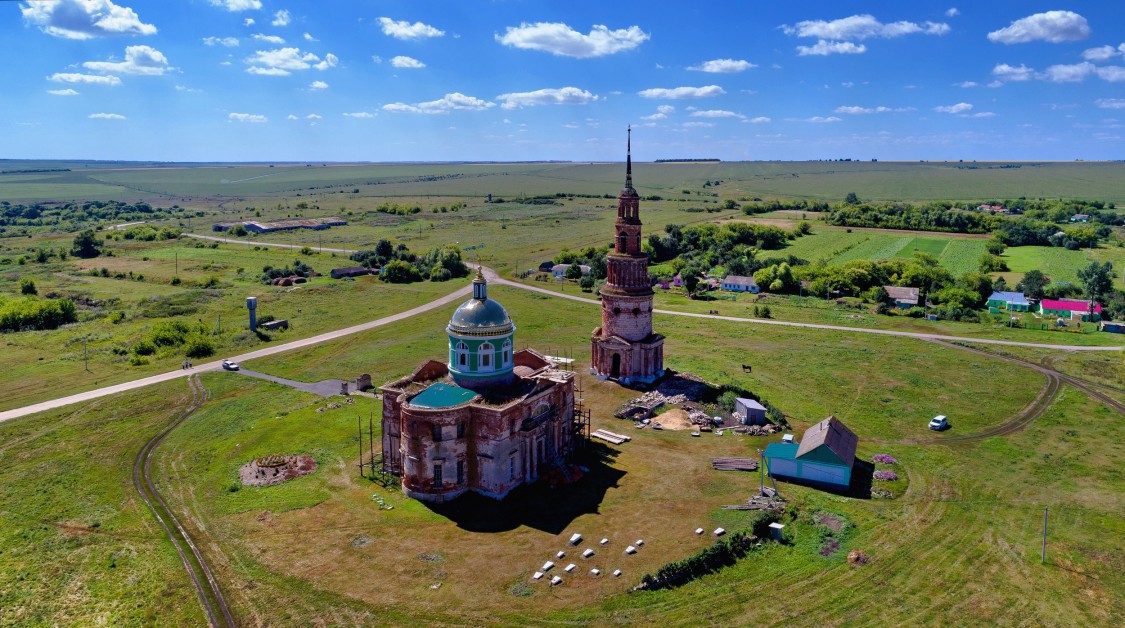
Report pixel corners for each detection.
[764,416,858,489]
[330,266,370,279]
[986,291,1030,312]
[883,286,920,309]
[1039,298,1103,322]
[720,275,760,293]
[551,263,591,279]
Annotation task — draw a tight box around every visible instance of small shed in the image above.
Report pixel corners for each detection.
[735,398,767,425]
[883,286,920,309]
[330,266,369,279]
[763,416,858,488]
[1100,321,1124,334]
[538,261,555,273]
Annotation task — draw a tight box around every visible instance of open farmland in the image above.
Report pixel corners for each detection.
[4,160,1125,204]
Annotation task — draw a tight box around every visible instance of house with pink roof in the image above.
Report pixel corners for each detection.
[1038,298,1103,322]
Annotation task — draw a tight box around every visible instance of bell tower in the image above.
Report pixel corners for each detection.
[590,128,665,385]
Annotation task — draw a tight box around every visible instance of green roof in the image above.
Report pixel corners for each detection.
[763,442,798,460]
[410,383,478,408]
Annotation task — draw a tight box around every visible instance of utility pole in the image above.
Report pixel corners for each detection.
[1041,507,1049,563]
[84,337,89,372]
[175,251,178,276]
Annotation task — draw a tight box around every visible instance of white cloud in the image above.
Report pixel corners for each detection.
[343,112,376,118]
[749,116,771,123]
[961,112,995,118]
[683,122,713,128]
[496,22,649,58]
[834,105,909,114]
[637,85,725,99]
[785,116,841,123]
[245,48,337,75]
[1096,66,1125,82]
[49,72,121,86]
[306,113,321,119]
[992,63,1034,82]
[1082,45,1121,62]
[656,105,675,114]
[377,17,444,40]
[390,55,426,69]
[688,58,756,73]
[303,32,317,42]
[48,88,80,96]
[244,18,254,26]
[934,102,973,114]
[252,34,285,44]
[287,114,298,120]
[272,10,290,27]
[371,55,383,64]
[1040,62,1095,83]
[211,0,261,12]
[383,92,494,114]
[497,87,598,109]
[83,45,171,76]
[946,8,959,18]
[1096,98,1125,109]
[309,80,328,90]
[797,40,866,56]
[640,112,667,120]
[229,112,267,123]
[21,0,156,39]
[203,36,239,47]
[783,15,950,40]
[987,11,1090,44]
[956,81,979,88]
[89,112,125,120]
[690,109,745,119]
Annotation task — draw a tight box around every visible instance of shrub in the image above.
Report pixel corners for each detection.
[874,470,899,481]
[170,276,182,286]
[184,337,215,358]
[129,355,149,366]
[19,278,36,295]
[872,454,897,464]
[0,296,77,332]
[150,320,191,346]
[132,339,156,356]
[200,275,222,289]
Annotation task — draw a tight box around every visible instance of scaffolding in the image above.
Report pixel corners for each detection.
[357,413,394,487]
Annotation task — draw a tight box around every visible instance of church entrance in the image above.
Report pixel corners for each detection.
[610,353,621,378]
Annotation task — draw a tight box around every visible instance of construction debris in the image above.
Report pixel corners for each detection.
[848,550,870,566]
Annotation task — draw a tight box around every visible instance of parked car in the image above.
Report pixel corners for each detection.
[222,359,240,371]
[928,415,949,431]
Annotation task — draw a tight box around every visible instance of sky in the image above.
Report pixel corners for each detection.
[3,1,1124,162]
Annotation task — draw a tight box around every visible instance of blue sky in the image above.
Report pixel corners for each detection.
[4,1,1124,161]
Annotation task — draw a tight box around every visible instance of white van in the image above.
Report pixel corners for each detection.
[928,415,948,431]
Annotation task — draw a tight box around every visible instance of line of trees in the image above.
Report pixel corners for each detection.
[0,296,77,332]
[350,239,470,283]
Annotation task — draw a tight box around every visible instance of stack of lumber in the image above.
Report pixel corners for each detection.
[711,457,759,472]
[592,429,631,445]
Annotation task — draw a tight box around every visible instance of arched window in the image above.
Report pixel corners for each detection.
[456,341,469,367]
[479,342,493,370]
[502,339,512,366]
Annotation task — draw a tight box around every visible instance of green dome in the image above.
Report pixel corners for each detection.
[447,296,513,336]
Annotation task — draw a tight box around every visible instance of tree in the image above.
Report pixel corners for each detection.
[578,275,595,291]
[1076,261,1115,319]
[1016,269,1049,301]
[991,276,1009,292]
[380,260,422,283]
[71,230,103,258]
[564,264,584,281]
[986,237,1006,256]
[844,192,860,205]
[19,278,36,295]
[230,224,248,237]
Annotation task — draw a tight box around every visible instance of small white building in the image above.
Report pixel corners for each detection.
[551,263,591,279]
[735,398,767,425]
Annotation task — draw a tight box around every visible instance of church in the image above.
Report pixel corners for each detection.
[380,269,578,502]
[590,129,665,385]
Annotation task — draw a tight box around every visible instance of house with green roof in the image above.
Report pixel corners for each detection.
[763,416,858,489]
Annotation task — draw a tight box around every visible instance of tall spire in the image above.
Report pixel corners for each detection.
[625,125,633,188]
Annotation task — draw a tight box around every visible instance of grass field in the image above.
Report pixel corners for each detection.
[3,287,1120,625]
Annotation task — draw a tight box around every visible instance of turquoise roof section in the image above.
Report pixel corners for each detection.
[763,442,799,460]
[410,383,478,408]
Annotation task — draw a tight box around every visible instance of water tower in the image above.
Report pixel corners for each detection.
[246,296,257,330]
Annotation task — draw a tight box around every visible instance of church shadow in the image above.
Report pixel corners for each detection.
[422,442,626,534]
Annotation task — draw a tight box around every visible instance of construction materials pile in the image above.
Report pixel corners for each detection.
[614,391,688,420]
